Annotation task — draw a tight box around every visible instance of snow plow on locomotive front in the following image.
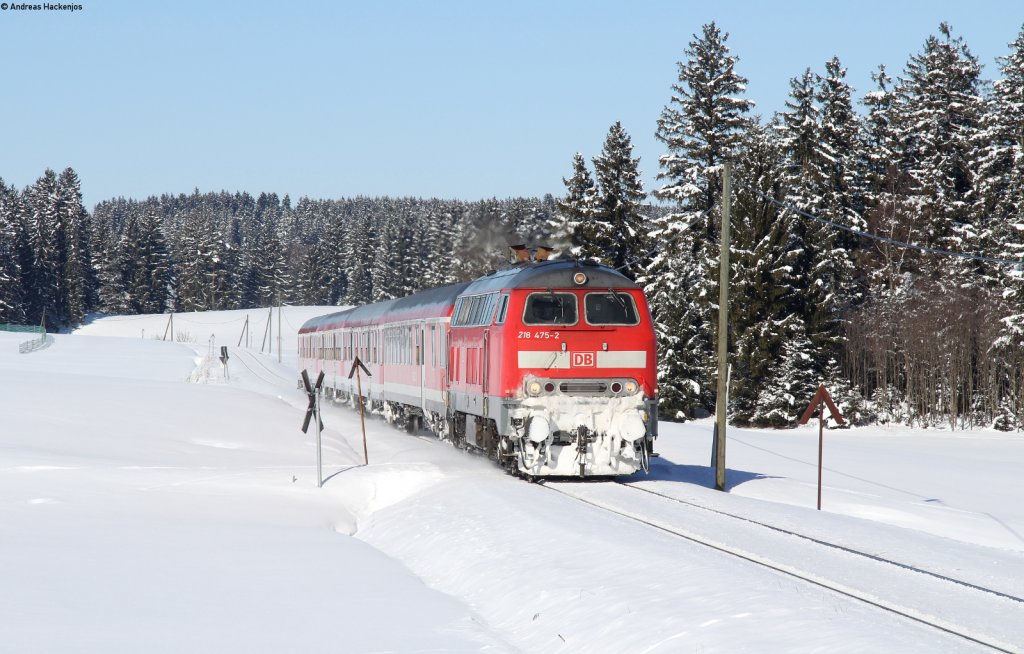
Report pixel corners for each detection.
[448,260,658,478]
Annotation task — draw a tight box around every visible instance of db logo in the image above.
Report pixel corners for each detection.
[571,352,596,367]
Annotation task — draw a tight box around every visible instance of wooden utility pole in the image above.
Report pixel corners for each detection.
[277,304,282,363]
[163,312,175,342]
[260,307,272,353]
[714,161,732,492]
[237,314,249,348]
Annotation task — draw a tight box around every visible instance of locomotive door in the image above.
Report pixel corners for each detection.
[482,328,489,418]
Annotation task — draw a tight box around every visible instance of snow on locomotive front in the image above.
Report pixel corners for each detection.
[450,260,658,477]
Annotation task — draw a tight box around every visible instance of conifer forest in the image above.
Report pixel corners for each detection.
[3,22,1023,431]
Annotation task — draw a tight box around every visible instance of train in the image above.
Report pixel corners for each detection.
[297,255,658,477]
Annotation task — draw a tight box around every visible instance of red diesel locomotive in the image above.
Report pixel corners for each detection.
[297,258,658,477]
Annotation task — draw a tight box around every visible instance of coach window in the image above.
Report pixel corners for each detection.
[523,292,578,326]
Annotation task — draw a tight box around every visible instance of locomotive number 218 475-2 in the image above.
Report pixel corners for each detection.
[518,331,560,340]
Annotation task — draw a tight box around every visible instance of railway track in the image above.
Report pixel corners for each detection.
[544,479,1023,653]
[286,395,1022,651]
[230,347,293,387]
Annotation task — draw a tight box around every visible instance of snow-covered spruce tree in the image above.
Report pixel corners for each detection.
[645,21,753,420]
[555,153,598,258]
[892,23,990,426]
[19,167,93,328]
[371,207,403,302]
[728,124,799,425]
[298,206,348,305]
[398,200,430,297]
[297,240,334,305]
[342,200,375,305]
[776,61,862,420]
[56,168,93,325]
[420,201,464,288]
[90,205,128,315]
[753,317,819,428]
[979,24,1024,428]
[24,169,62,328]
[0,179,25,323]
[239,204,291,308]
[893,22,986,282]
[861,65,898,217]
[589,122,648,279]
[846,65,915,408]
[174,209,233,312]
[120,209,173,315]
[815,56,866,297]
[811,57,865,416]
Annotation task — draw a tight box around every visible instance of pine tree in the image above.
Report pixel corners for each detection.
[121,209,173,314]
[371,209,403,302]
[776,61,862,406]
[556,153,598,258]
[728,124,799,425]
[646,21,753,419]
[590,122,648,279]
[56,168,91,325]
[893,22,986,282]
[753,318,818,427]
[92,208,129,314]
[343,201,375,305]
[25,169,62,328]
[980,24,1024,426]
[859,63,921,320]
[0,179,25,323]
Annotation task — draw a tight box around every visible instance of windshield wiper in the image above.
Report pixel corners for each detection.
[607,288,629,313]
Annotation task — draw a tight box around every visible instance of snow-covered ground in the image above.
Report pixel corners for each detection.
[1,308,1021,652]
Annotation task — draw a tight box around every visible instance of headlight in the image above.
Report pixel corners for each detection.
[624,380,639,395]
[526,380,542,396]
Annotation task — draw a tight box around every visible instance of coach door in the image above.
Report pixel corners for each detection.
[481,328,489,419]
[418,325,426,411]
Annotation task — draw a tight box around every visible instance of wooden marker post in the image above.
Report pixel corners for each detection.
[348,357,372,465]
[799,384,845,510]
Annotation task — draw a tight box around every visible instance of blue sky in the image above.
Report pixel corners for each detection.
[1,0,1021,208]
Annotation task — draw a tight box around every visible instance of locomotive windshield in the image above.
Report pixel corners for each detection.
[584,292,639,325]
[523,292,578,325]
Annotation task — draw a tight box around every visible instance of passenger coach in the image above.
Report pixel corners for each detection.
[298,258,658,477]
